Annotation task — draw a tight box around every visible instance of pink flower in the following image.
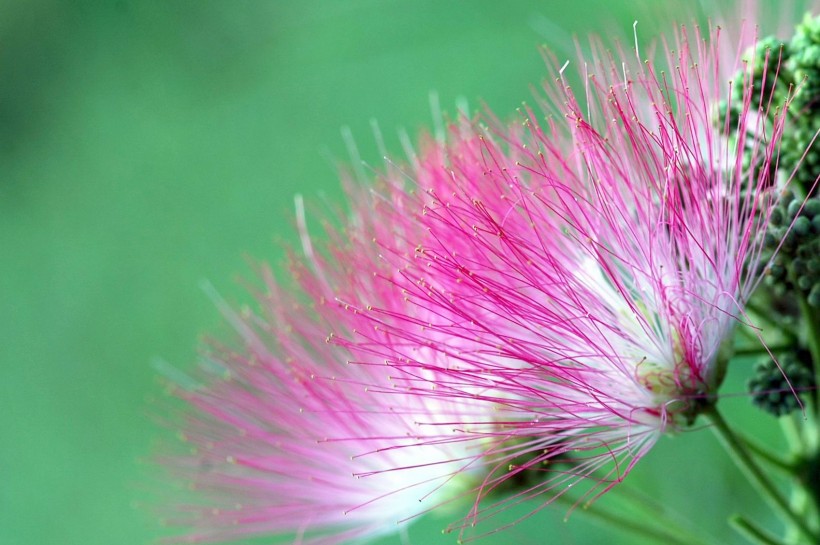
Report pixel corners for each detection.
[339,16,804,538]
[162,4,816,543]
[162,184,490,544]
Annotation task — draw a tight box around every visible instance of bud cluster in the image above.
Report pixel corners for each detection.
[721,15,820,193]
[748,350,815,416]
[763,192,820,307]
[791,14,820,112]
[783,15,820,191]
[728,15,820,416]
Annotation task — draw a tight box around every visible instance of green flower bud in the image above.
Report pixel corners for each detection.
[748,351,814,416]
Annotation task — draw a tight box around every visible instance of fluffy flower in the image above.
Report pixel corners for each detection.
[162,4,817,544]
[162,182,490,544]
[339,15,807,538]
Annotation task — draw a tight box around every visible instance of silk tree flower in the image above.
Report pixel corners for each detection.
[162,4,816,544]
[338,16,809,539]
[161,181,492,544]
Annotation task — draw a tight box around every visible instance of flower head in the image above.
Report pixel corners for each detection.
[161,3,818,543]
[162,182,490,544]
[339,14,809,538]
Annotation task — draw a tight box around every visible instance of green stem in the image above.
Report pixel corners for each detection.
[733,344,792,357]
[797,298,820,411]
[801,402,819,453]
[613,485,719,544]
[613,484,674,519]
[780,414,805,455]
[575,499,715,545]
[742,435,796,473]
[730,515,788,545]
[781,410,820,539]
[704,405,818,542]
[785,486,810,544]
[745,301,799,343]
[558,469,721,544]
[798,299,820,527]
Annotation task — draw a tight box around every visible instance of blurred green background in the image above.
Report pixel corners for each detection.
[0,1,793,544]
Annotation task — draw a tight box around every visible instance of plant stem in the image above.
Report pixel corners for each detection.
[744,301,799,343]
[703,405,818,542]
[785,486,810,544]
[798,299,820,412]
[733,344,791,357]
[730,515,788,545]
[576,499,715,545]
[780,414,805,454]
[742,435,795,473]
[731,346,761,357]
[781,410,820,541]
[613,485,720,544]
[566,470,720,544]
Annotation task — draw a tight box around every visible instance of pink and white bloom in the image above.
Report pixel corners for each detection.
[163,181,491,544]
[163,4,817,543]
[339,16,806,538]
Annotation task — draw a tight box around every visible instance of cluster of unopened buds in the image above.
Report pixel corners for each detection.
[158,4,820,545]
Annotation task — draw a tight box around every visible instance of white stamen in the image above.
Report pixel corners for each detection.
[398,128,419,168]
[429,91,445,144]
[341,125,366,183]
[584,62,591,120]
[622,62,628,90]
[370,119,387,161]
[455,95,470,118]
[294,193,315,265]
[559,60,570,86]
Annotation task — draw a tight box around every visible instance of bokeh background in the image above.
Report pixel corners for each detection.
[0,1,796,544]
